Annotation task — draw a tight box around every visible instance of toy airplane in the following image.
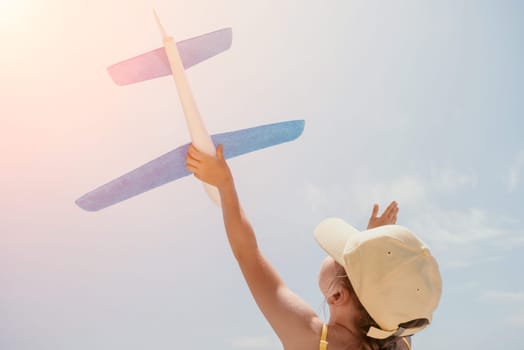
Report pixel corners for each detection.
[75,11,304,211]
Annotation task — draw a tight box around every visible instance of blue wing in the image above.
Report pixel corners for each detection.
[107,28,232,86]
[75,120,305,211]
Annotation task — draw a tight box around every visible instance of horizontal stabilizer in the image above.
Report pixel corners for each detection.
[107,28,232,86]
[76,120,305,211]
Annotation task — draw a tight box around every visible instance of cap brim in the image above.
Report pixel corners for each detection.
[314,218,360,266]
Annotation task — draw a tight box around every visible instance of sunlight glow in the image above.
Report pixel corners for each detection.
[0,0,31,30]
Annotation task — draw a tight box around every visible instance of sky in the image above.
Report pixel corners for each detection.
[1,0,523,349]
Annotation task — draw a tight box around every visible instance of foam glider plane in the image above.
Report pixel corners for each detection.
[75,12,304,211]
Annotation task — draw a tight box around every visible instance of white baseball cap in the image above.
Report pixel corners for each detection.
[314,218,442,339]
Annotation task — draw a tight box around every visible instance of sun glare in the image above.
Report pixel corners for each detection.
[0,0,30,30]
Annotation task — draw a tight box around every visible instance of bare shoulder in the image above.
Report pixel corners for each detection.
[285,321,363,350]
[282,316,324,350]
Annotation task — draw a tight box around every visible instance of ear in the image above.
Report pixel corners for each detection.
[327,288,350,306]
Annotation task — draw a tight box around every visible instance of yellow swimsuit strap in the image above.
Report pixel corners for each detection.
[319,324,328,350]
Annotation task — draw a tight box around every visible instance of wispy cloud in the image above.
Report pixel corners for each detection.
[303,167,473,217]
[442,255,503,270]
[368,175,427,206]
[305,182,330,214]
[495,233,524,249]
[401,202,520,274]
[355,167,477,211]
[355,169,503,246]
[407,207,506,246]
[231,336,280,350]
[508,149,524,192]
[480,291,524,303]
[303,166,520,274]
[508,311,524,328]
[480,291,524,329]
[430,166,477,192]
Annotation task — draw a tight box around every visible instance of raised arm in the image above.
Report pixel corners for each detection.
[186,144,320,348]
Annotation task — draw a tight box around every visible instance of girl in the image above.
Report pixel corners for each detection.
[186,144,441,350]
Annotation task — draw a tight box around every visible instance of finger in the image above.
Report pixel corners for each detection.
[186,152,198,162]
[186,158,200,169]
[386,207,398,223]
[371,204,379,218]
[217,144,224,160]
[186,153,201,164]
[386,200,397,212]
[188,144,197,153]
[393,207,399,219]
[186,163,198,173]
[384,201,397,216]
[390,206,399,218]
[188,144,205,161]
[187,144,196,157]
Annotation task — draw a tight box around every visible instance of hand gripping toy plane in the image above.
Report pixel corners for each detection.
[75,11,304,211]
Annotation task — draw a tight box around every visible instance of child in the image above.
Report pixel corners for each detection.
[186,144,442,350]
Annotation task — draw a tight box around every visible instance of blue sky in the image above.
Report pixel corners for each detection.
[1,1,523,349]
